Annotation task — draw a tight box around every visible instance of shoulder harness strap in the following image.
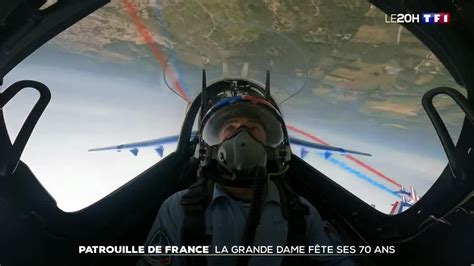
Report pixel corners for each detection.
[180,177,213,266]
[272,177,314,266]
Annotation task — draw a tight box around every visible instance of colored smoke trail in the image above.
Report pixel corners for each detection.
[287,125,402,188]
[321,154,400,198]
[122,0,190,103]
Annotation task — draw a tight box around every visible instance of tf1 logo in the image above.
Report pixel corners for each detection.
[421,13,451,24]
[385,13,451,24]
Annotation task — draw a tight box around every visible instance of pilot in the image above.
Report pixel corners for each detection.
[137,93,355,266]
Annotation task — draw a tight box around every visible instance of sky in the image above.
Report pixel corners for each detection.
[3,56,186,211]
[2,50,460,213]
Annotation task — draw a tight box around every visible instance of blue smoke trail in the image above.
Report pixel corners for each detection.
[319,153,400,198]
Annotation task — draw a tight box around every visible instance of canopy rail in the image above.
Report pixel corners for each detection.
[422,87,474,181]
[0,80,51,177]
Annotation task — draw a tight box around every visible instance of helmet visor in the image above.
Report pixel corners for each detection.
[202,102,285,147]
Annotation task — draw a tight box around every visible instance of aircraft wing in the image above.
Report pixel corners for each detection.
[88,133,371,158]
[88,135,184,157]
[288,137,372,158]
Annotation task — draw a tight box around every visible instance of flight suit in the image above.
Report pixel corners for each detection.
[137,181,355,266]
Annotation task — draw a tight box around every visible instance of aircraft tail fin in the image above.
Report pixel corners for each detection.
[222,63,229,77]
[241,62,249,78]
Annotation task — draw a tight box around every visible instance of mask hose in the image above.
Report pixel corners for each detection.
[236,166,267,266]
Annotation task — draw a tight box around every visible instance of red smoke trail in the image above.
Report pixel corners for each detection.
[122,0,190,103]
[287,125,402,188]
